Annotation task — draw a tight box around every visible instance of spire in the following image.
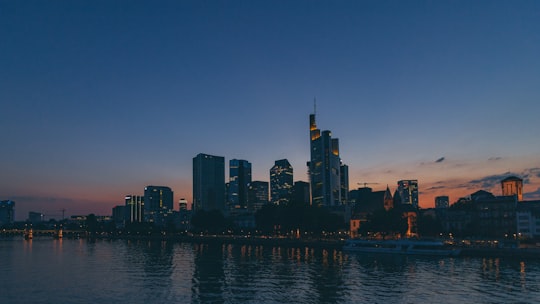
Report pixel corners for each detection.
[313,97,317,115]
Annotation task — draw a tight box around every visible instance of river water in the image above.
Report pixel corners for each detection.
[1,237,539,303]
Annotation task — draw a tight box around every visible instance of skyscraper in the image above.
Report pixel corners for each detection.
[0,200,15,225]
[228,159,252,209]
[270,159,293,205]
[144,185,174,225]
[292,181,311,205]
[340,163,349,204]
[193,153,225,212]
[308,113,344,206]
[396,180,419,208]
[248,181,269,211]
[501,176,523,201]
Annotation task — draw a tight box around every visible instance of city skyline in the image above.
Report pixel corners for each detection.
[2,1,540,220]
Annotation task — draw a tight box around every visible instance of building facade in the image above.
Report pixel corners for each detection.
[396,180,419,208]
[516,201,540,239]
[248,181,269,211]
[308,113,345,207]
[0,200,15,225]
[228,159,252,209]
[270,159,293,205]
[193,153,225,212]
[435,196,450,209]
[125,195,144,223]
[144,186,174,226]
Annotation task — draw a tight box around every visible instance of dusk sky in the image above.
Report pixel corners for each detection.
[2,1,540,220]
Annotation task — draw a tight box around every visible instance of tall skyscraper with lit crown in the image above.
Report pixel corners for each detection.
[308,112,347,206]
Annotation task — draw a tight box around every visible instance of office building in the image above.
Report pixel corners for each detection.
[28,211,44,224]
[270,159,293,205]
[308,113,345,206]
[228,159,252,209]
[435,196,449,209]
[193,153,226,212]
[396,180,419,208]
[340,163,349,204]
[144,185,174,225]
[0,200,15,225]
[125,195,144,223]
[112,205,126,227]
[501,176,523,201]
[248,181,269,211]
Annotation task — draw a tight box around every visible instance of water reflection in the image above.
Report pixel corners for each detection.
[3,239,540,304]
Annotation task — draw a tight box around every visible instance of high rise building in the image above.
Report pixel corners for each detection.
[292,181,311,205]
[435,196,449,209]
[340,163,349,204]
[308,113,344,206]
[112,205,126,227]
[501,176,523,201]
[248,181,269,211]
[228,159,252,209]
[193,153,226,212]
[396,180,419,208]
[270,159,293,205]
[125,195,144,223]
[0,200,15,225]
[144,186,174,225]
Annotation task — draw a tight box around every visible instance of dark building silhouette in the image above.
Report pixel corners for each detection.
[441,190,517,238]
[474,194,517,238]
[144,186,174,226]
[228,159,252,209]
[350,187,393,216]
[292,181,311,205]
[112,205,126,228]
[435,196,449,209]
[270,159,293,205]
[248,181,269,211]
[0,200,15,225]
[27,211,44,224]
[193,153,225,212]
[340,163,349,204]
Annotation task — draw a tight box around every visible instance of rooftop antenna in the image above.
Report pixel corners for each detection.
[313,97,317,115]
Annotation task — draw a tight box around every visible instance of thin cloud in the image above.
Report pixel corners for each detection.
[426,186,446,190]
[468,172,516,189]
[525,187,540,200]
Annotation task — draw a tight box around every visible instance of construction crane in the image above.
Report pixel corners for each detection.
[357,182,380,188]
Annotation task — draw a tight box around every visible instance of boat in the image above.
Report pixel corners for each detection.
[343,238,461,256]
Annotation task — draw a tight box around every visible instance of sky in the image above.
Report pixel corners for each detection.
[2,0,540,220]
